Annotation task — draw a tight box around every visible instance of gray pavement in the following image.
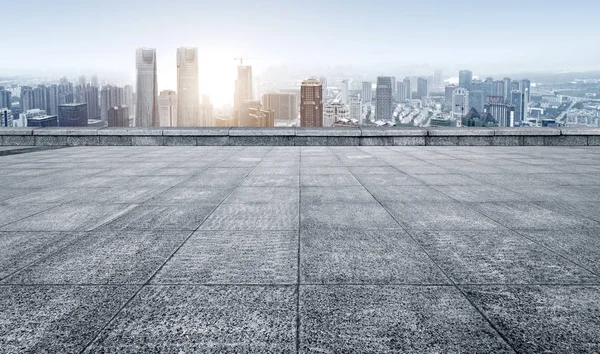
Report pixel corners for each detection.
[1,145,600,353]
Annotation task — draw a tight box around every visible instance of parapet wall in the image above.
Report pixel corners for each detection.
[1,127,600,146]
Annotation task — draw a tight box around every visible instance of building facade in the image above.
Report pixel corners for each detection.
[452,88,469,119]
[417,77,428,99]
[176,47,200,126]
[262,93,297,122]
[300,78,323,127]
[361,81,372,103]
[458,70,473,91]
[108,105,129,127]
[323,100,350,127]
[159,90,177,127]
[58,103,88,127]
[234,65,253,126]
[135,48,159,127]
[375,76,393,122]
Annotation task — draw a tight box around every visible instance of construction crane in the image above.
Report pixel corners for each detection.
[233,56,256,66]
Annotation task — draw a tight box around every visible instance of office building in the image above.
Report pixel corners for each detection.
[234,65,253,126]
[247,106,275,127]
[91,75,99,88]
[520,79,531,101]
[417,77,428,99]
[361,81,372,103]
[20,86,34,111]
[375,76,393,122]
[58,103,88,127]
[390,77,396,96]
[511,90,528,125]
[33,86,47,111]
[458,70,473,91]
[452,88,469,119]
[0,89,11,110]
[176,47,200,126]
[396,82,408,102]
[349,96,361,122]
[238,100,261,127]
[27,114,58,127]
[135,47,159,127]
[100,85,124,122]
[17,109,46,127]
[262,93,297,121]
[434,69,443,85]
[469,90,485,114]
[320,77,328,99]
[485,96,510,127]
[503,77,512,102]
[159,90,177,127]
[1,108,12,127]
[47,85,59,116]
[108,105,129,127]
[200,95,213,126]
[300,78,323,127]
[444,85,456,111]
[341,79,349,104]
[323,100,350,127]
[403,77,411,100]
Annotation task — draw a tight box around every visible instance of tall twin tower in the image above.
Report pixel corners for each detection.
[135,47,200,127]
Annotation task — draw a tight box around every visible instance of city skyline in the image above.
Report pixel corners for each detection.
[2,0,600,105]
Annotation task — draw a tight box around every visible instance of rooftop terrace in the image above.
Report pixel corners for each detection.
[1,145,599,352]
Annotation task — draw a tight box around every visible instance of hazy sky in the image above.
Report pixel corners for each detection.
[3,0,599,103]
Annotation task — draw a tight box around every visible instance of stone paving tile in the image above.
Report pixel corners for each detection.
[0,232,83,279]
[517,229,600,275]
[85,285,296,353]
[353,172,424,186]
[0,285,137,353]
[153,230,297,284]
[144,187,233,205]
[201,203,299,230]
[300,285,512,353]
[411,230,599,284]
[224,187,298,204]
[0,204,137,232]
[1,188,96,205]
[471,202,600,230]
[0,188,38,202]
[0,204,69,229]
[98,204,217,231]
[301,186,376,204]
[383,201,502,230]
[300,166,352,175]
[3,231,190,284]
[301,229,448,284]
[432,185,528,202]
[301,174,361,186]
[366,185,454,202]
[240,174,300,187]
[462,285,600,353]
[412,173,485,186]
[301,203,399,229]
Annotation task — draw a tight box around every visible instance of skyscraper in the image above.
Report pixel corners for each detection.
[262,93,298,121]
[108,105,129,127]
[0,89,12,110]
[459,70,473,91]
[135,48,159,127]
[234,65,253,126]
[323,100,350,127]
[176,47,200,126]
[503,77,512,102]
[361,82,372,103]
[469,90,485,114]
[300,78,323,127]
[1,108,12,127]
[444,85,456,111]
[159,90,177,127]
[434,70,443,86]
[403,77,411,100]
[91,75,99,88]
[47,85,59,116]
[492,80,505,97]
[417,77,428,99]
[200,95,213,126]
[58,103,88,127]
[375,76,393,122]
[341,79,349,105]
[396,82,408,102]
[484,96,510,127]
[520,79,531,101]
[452,88,469,120]
[20,86,34,111]
[511,90,528,125]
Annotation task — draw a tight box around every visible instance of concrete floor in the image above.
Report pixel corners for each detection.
[1,146,599,353]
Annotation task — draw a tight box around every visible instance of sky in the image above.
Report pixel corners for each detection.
[3,0,600,104]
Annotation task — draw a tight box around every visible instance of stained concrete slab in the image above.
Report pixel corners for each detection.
[411,230,599,284]
[144,187,233,205]
[153,230,297,284]
[224,187,299,204]
[201,203,299,230]
[84,285,297,353]
[300,285,512,353]
[0,285,137,353]
[0,204,59,228]
[301,229,448,284]
[462,285,600,353]
[98,204,217,231]
[301,203,399,229]
[3,231,190,284]
[301,186,377,204]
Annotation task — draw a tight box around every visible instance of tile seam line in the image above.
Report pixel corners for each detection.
[77,148,245,353]
[296,146,302,354]
[347,149,519,354]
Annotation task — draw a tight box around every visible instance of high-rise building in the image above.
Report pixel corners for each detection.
[492,80,504,97]
[403,77,411,100]
[452,88,469,119]
[27,114,58,127]
[511,90,528,125]
[444,85,456,112]
[0,89,11,110]
[434,70,443,85]
[108,105,129,127]
[159,90,177,127]
[390,77,396,96]
[58,103,88,127]
[320,77,328,99]
[300,78,323,127]
[458,70,473,91]
[16,109,47,127]
[47,84,59,116]
[1,108,12,127]
[349,96,361,122]
[520,79,531,101]
[469,90,485,114]
[78,75,86,87]
[100,85,124,122]
[123,85,133,118]
[396,82,408,102]
[135,47,159,127]
[484,96,510,127]
[91,75,99,88]
[200,95,213,126]
[262,93,297,121]
[341,79,349,105]
[20,86,34,111]
[417,77,428,99]
[375,76,393,122]
[323,100,350,127]
[176,47,200,126]
[238,100,261,127]
[503,77,512,102]
[234,65,253,126]
[361,81,372,103]
[247,105,275,127]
